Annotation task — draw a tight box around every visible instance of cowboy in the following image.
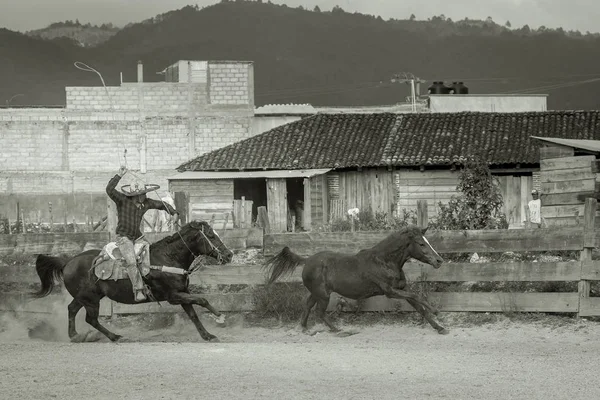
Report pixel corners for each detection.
[106,166,179,301]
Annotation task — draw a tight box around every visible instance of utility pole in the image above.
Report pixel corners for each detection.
[391,73,426,112]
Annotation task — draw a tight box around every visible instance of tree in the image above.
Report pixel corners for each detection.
[409,13,416,21]
[431,152,508,230]
[505,20,511,28]
[314,5,321,12]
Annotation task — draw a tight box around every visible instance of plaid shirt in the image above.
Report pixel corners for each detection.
[106,174,177,240]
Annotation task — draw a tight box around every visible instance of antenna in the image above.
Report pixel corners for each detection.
[391,72,426,112]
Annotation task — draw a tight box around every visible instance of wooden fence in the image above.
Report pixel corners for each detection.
[2,201,600,318]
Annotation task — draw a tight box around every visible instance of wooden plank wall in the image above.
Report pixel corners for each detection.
[232,198,253,228]
[497,175,533,228]
[396,170,459,218]
[170,179,235,229]
[309,175,327,227]
[540,153,597,228]
[397,169,532,228]
[266,178,288,233]
[337,168,395,217]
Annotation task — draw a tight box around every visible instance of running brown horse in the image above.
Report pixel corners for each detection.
[33,220,234,343]
[263,225,448,334]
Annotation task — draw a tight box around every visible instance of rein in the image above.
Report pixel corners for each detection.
[145,186,224,271]
[173,224,225,275]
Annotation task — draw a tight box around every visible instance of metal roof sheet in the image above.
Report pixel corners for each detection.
[168,168,332,180]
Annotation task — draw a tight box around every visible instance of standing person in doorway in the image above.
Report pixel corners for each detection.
[525,189,542,228]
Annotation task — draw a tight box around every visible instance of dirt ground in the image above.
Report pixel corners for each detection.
[1,310,600,400]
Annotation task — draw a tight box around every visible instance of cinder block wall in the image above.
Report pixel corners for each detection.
[0,61,256,222]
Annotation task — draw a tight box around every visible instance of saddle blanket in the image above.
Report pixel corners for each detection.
[92,241,186,281]
[102,241,147,261]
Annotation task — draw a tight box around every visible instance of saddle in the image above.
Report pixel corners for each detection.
[92,241,188,281]
[92,241,151,281]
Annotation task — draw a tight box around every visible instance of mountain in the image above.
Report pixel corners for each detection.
[25,20,119,47]
[2,1,600,109]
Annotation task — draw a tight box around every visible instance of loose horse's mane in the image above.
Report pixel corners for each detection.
[370,225,425,253]
[387,225,423,240]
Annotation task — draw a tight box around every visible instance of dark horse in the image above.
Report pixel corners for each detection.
[33,220,234,343]
[264,225,448,334]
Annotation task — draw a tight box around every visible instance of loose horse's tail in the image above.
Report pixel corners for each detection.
[32,254,67,298]
[263,246,306,285]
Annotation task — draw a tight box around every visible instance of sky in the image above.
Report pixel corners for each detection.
[1,0,598,33]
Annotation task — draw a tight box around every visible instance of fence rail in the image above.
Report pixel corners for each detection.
[1,200,600,318]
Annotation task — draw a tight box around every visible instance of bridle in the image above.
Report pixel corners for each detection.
[175,223,226,269]
[146,190,226,268]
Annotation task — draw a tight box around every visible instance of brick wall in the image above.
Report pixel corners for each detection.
[0,61,256,223]
[68,121,141,171]
[65,83,207,113]
[0,111,65,171]
[145,118,191,170]
[66,61,253,112]
[209,62,253,106]
[195,117,254,156]
[532,171,541,191]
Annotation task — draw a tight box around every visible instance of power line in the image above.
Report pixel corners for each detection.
[255,73,600,100]
[500,78,600,94]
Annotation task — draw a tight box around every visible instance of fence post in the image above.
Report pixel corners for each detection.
[107,198,118,241]
[257,206,270,235]
[578,197,596,317]
[417,200,428,229]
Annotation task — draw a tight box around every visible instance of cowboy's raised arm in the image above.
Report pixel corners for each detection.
[146,198,178,216]
[106,167,127,203]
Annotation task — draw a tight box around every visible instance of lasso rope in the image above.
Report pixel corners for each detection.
[74,61,128,169]
[74,62,178,230]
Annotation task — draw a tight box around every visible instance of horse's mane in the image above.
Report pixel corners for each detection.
[149,224,196,252]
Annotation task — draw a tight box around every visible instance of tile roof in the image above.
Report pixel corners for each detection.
[176,111,600,171]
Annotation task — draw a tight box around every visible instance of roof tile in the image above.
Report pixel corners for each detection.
[177,111,600,171]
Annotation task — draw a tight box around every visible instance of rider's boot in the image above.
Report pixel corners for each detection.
[125,263,146,302]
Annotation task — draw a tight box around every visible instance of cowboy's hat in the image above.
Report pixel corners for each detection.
[120,183,160,197]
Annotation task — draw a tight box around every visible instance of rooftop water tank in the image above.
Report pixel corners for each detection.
[427,81,451,95]
[451,81,469,94]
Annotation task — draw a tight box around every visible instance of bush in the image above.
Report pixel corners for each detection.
[429,152,508,230]
[326,209,417,232]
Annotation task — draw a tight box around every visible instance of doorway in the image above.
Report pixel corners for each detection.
[286,178,305,231]
[233,178,267,223]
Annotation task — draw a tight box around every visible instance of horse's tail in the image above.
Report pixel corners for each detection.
[263,246,306,285]
[32,254,67,298]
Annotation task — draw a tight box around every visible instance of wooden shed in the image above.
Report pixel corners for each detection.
[171,111,600,232]
[169,169,330,231]
[533,136,600,227]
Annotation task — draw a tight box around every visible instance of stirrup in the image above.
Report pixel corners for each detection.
[135,291,147,302]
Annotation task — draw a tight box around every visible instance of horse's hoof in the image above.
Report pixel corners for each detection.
[70,334,86,343]
[85,331,102,342]
[110,334,123,342]
[437,328,450,335]
[215,315,226,326]
[207,336,220,343]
